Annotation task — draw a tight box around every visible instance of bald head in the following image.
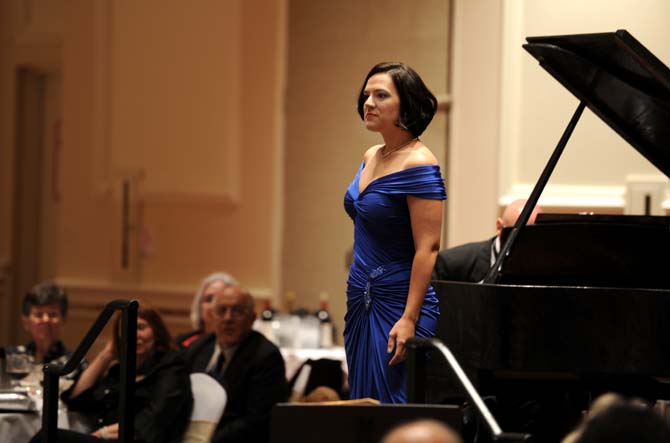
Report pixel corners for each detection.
[382,419,462,443]
[496,199,542,238]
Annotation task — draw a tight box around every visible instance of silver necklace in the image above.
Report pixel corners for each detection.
[380,137,418,158]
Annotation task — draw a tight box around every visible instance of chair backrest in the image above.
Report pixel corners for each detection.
[288,358,344,400]
[182,372,227,443]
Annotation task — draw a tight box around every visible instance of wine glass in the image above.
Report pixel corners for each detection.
[5,347,34,388]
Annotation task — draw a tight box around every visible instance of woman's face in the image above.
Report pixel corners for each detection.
[136,318,156,359]
[362,73,401,134]
[22,303,64,347]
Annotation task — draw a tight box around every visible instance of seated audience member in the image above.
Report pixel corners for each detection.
[562,392,626,443]
[16,282,71,363]
[176,272,239,349]
[32,302,193,443]
[6,282,86,382]
[433,199,542,282]
[570,401,670,443]
[184,285,288,443]
[382,419,462,443]
[562,393,669,443]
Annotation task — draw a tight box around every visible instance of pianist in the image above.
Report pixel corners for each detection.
[432,199,542,282]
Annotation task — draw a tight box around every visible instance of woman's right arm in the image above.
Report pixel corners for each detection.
[68,340,116,399]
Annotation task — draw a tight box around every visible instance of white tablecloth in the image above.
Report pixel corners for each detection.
[0,410,90,442]
[0,411,41,442]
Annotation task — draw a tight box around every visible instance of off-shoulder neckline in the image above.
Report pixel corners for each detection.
[356,161,440,196]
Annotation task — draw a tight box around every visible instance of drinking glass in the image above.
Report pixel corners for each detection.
[5,347,34,388]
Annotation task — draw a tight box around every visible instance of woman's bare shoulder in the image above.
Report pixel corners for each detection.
[405,145,439,168]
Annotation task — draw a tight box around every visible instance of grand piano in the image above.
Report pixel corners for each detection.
[431,30,670,441]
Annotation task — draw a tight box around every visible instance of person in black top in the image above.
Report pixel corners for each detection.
[31,302,193,443]
[18,282,72,362]
[4,282,86,383]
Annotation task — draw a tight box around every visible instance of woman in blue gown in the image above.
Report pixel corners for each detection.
[343,62,446,404]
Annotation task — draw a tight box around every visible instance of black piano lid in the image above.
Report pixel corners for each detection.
[523,30,670,178]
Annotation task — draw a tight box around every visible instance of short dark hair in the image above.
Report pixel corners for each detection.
[357,62,437,137]
[112,301,176,356]
[579,404,670,443]
[22,282,68,318]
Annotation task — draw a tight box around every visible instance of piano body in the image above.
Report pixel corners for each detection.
[431,30,670,441]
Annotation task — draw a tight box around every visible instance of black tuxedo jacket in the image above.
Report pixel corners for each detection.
[432,236,495,283]
[183,330,288,443]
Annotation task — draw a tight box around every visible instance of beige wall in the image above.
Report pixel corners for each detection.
[447,0,503,246]
[499,0,670,208]
[0,0,286,348]
[56,0,282,289]
[38,75,62,281]
[2,0,669,349]
[447,0,670,247]
[283,0,450,339]
[0,0,65,343]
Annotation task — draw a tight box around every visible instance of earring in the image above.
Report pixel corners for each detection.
[395,119,409,131]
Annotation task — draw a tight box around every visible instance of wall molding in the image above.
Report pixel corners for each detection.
[503,182,670,211]
[501,183,625,208]
[141,191,239,211]
[91,0,242,206]
[55,277,272,306]
[57,276,272,349]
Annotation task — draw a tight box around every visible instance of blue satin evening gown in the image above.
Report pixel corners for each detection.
[343,161,447,403]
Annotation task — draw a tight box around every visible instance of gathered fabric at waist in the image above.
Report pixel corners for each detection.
[347,259,412,288]
[346,259,415,309]
[344,258,439,330]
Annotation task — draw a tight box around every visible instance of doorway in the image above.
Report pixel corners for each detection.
[8,68,62,344]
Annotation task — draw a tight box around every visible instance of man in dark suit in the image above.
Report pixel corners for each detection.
[184,285,288,443]
[432,200,544,441]
[433,199,542,282]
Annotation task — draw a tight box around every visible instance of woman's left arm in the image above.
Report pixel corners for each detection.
[387,195,442,365]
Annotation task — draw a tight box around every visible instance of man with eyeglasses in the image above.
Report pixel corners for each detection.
[183,285,288,443]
